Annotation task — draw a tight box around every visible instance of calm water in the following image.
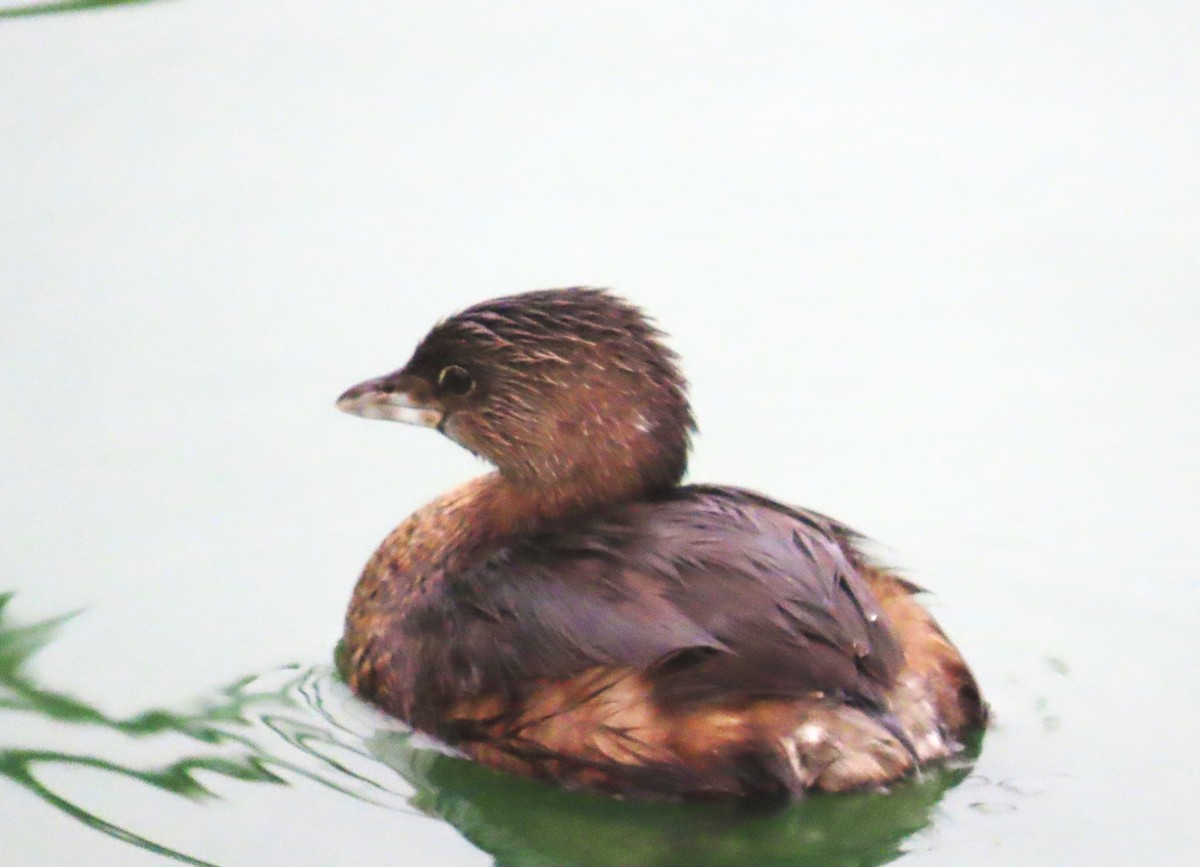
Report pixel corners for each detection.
[2,2,1198,865]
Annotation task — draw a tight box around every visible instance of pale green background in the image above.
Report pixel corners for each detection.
[2,2,1197,865]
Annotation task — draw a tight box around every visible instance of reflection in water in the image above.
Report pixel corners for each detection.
[378,734,979,867]
[0,593,411,866]
[0,593,980,866]
[0,0,165,20]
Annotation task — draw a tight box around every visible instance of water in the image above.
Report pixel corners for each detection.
[2,2,1198,865]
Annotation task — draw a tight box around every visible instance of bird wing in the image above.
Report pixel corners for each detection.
[427,480,902,715]
[433,484,904,714]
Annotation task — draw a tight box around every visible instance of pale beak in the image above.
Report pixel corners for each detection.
[335,372,443,428]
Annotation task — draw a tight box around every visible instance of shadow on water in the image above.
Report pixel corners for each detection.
[0,592,981,866]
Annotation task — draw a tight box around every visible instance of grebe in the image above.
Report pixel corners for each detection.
[337,288,985,801]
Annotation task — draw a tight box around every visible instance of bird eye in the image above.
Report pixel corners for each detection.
[436,365,474,396]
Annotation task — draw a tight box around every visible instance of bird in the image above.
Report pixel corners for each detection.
[336,287,986,802]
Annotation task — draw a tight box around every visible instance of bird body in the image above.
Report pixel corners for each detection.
[338,288,985,801]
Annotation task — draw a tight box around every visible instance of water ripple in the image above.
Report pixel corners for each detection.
[0,592,987,866]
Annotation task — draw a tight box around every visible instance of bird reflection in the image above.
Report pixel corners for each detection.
[374,728,978,867]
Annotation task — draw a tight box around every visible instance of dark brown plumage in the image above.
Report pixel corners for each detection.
[337,287,986,801]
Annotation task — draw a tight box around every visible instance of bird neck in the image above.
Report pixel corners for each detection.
[466,468,645,546]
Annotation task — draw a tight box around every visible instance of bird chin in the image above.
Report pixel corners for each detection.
[378,403,444,428]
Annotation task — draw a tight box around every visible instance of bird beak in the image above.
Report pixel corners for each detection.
[335,371,443,428]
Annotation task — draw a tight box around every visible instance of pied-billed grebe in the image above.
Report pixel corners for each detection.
[337,288,986,801]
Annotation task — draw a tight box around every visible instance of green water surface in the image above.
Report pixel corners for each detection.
[3,1,1197,865]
